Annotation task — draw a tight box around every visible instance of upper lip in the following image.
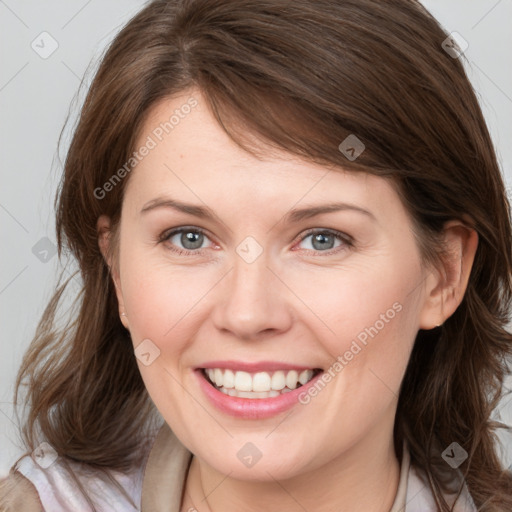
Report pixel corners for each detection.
[196,360,322,372]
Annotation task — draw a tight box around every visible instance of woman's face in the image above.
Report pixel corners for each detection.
[105,89,437,480]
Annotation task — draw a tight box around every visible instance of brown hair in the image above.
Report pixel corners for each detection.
[9,0,512,510]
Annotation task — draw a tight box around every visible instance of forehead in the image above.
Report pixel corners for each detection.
[123,91,403,223]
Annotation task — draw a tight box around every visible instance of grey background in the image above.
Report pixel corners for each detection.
[1,0,511,476]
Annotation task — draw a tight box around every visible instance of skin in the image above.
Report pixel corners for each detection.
[98,89,478,512]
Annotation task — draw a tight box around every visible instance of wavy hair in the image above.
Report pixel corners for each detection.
[9,0,512,510]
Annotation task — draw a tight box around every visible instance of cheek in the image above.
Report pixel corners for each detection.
[289,256,421,396]
[118,253,209,419]
[290,256,419,342]
[119,250,215,354]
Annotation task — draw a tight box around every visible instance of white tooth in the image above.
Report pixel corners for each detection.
[211,369,315,396]
[285,370,299,390]
[235,371,252,391]
[223,369,235,388]
[214,368,224,387]
[271,371,286,390]
[252,372,271,392]
[298,369,313,385]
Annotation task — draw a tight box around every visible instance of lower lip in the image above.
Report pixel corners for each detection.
[195,369,323,419]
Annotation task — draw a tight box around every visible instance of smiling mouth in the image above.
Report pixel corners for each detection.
[202,367,323,399]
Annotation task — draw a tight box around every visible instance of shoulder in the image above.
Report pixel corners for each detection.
[0,470,44,512]
[1,427,160,512]
[11,452,148,512]
[0,429,160,512]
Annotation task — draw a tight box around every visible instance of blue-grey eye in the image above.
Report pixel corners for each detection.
[161,227,210,253]
[172,230,205,250]
[299,230,345,251]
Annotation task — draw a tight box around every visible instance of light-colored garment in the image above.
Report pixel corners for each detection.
[1,422,477,511]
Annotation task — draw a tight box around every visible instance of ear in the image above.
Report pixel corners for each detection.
[97,215,130,330]
[419,220,478,329]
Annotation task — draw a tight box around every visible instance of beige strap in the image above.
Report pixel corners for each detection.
[141,422,193,511]
[390,441,410,511]
[0,470,44,512]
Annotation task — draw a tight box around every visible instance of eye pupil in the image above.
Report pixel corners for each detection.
[181,231,203,249]
[312,233,334,250]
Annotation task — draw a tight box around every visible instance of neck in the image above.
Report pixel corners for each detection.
[181,427,401,512]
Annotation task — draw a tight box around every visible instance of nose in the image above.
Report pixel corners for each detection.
[211,250,294,341]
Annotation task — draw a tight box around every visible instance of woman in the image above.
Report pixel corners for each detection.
[1,0,511,510]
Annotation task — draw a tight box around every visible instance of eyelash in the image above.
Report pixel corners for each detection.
[159,226,354,257]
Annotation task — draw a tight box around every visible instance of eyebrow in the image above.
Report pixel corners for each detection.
[140,197,376,223]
